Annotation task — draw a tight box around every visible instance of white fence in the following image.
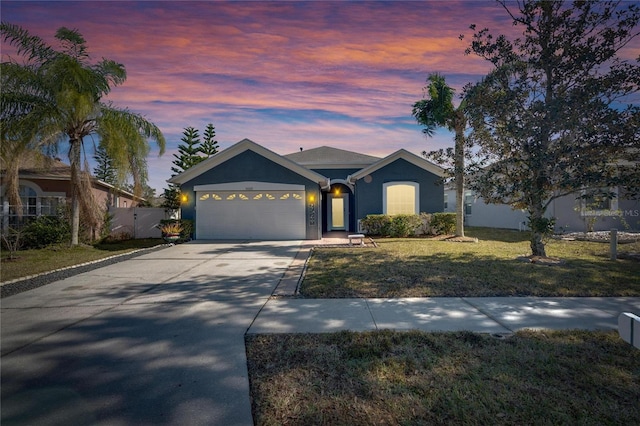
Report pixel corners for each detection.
[109,207,173,239]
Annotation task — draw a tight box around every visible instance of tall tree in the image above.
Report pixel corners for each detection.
[413,73,469,237]
[1,23,166,244]
[93,142,117,185]
[163,126,205,211]
[464,0,640,257]
[171,127,203,176]
[200,123,219,158]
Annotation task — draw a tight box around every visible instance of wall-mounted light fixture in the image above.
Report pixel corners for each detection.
[181,194,188,204]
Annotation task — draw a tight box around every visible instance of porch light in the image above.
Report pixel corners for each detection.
[180,194,188,204]
[308,194,315,202]
[334,188,340,196]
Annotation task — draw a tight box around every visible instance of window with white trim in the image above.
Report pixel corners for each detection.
[464,192,473,215]
[383,182,419,215]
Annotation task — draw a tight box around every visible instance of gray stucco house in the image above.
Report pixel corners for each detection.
[169,138,445,240]
[445,186,640,233]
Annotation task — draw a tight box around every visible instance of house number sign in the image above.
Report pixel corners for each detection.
[308,202,316,226]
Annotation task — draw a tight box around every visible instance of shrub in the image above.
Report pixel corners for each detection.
[389,214,423,237]
[22,215,71,249]
[360,214,392,236]
[159,221,183,235]
[430,212,456,235]
[419,213,434,235]
[158,219,193,241]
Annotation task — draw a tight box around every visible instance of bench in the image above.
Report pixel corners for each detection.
[348,234,366,246]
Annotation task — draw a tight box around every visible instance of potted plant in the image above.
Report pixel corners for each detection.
[159,222,183,242]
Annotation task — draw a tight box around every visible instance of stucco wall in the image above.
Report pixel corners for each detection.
[354,158,444,221]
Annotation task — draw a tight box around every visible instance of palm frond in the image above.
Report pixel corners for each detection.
[0,22,57,63]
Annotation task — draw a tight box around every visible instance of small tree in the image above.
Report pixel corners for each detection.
[464,0,640,257]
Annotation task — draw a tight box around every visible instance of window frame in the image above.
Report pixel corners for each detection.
[383,182,419,215]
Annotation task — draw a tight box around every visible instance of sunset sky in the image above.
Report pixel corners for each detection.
[3,1,639,193]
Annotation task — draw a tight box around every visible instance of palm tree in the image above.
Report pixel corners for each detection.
[1,23,165,244]
[412,73,467,238]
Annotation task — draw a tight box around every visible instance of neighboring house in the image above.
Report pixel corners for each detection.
[0,154,144,232]
[445,186,640,232]
[168,138,445,240]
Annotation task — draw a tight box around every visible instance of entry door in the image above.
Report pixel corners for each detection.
[328,194,348,231]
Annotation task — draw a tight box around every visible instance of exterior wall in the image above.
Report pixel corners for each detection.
[310,168,361,180]
[353,158,443,222]
[13,178,140,209]
[448,188,640,232]
[445,188,529,230]
[24,178,69,195]
[180,150,322,239]
[549,190,640,233]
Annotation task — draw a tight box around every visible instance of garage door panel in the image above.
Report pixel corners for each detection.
[196,190,305,240]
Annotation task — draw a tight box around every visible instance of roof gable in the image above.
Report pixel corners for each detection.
[284,146,381,169]
[168,138,330,187]
[348,149,446,182]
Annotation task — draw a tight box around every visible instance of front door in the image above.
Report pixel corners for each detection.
[328,194,348,231]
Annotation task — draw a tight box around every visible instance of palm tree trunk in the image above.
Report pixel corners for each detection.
[2,158,23,217]
[69,138,81,245]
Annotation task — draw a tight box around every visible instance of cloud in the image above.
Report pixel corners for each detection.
[3,0,638,193]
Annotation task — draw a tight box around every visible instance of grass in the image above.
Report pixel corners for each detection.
[0,238,163,282]
[246,329,640,426]
[301,227,640,297]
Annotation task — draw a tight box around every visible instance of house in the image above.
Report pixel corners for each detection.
[0,154,144,232]
[445,186,640,233]
[168,138,445,240]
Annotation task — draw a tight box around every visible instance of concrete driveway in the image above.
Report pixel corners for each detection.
[1,240,302,426]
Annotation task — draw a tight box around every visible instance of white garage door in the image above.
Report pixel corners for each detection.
[195,186,306,240]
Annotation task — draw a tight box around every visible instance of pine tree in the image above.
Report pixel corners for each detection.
[200,123,219,158]
[93,143,117,185]
[171,127,204,176]
[163,126,204,211]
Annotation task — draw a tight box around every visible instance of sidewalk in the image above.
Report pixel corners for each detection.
[255,232,640,335]
[249,296,640,334]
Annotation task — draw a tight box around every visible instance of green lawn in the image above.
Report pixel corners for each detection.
[0,239,164,282]
[247,330,640,425]
[301,228,640,297]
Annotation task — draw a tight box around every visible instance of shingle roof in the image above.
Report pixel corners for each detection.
[0,152,71,178]
[284,146,381,168]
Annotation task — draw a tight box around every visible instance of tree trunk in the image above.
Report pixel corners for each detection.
[454,121,465,237]
[529,205,548,257]
[69,138,81,245]
[530,231,546,257]
[2,158,23,217]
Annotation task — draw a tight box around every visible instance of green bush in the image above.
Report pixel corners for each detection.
[430,212,456,235]
[22,215,71,249]
[360,214,392,236]
[389,214,423,237]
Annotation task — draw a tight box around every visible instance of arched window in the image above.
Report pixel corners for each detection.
[383,182,419,215]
